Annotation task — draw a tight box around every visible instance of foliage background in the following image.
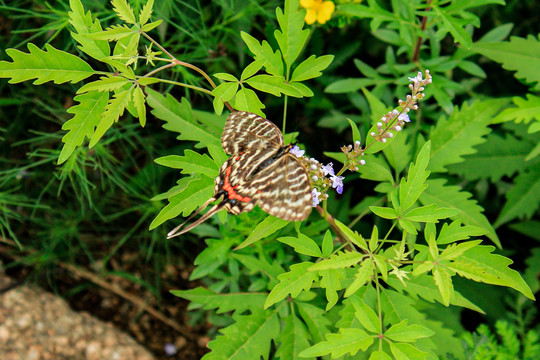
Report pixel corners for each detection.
[0,0,539,359]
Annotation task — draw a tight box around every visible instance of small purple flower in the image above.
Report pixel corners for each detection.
[164,343,178,356]
[290,145,305,157]
[330,175,344,194]
[322,162,335,176]
[311,188,321,207]
[398,113,410,122]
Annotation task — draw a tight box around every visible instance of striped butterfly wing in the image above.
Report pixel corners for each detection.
[238,153,312,221]
[221,111,283,155]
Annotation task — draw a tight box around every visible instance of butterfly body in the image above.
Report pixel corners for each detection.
[167,111,312,238]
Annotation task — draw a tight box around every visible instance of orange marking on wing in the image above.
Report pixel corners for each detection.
[222,165,250,202]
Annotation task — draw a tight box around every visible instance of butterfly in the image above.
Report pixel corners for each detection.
[167,111,312,239]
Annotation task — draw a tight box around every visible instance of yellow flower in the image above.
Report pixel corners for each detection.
[300,0,335,25]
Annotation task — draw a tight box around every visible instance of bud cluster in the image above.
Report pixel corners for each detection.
[341,140,366,172]
[369,70,432,144]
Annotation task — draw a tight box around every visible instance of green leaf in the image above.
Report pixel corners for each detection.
[89,88,131,147]
[320,269,344,310]
[325,78,377,93]
[58,91,109,164]
[275,314,312,360]
[141,19,162,32]
[241,59,266,81]
[437,221,487,244]
[447,133,533,181]
[77,76,130,93]
[389,342,430,360]
[368,351,392,360]
[383,131,413,175]
[495,167,540,227]
[111,0,136,24]
[297,303,331,344]
[399,219,418,235]
[321,230,333,258]
[204,310,280,360]
[357,155,395,184]
[335,219,368,250]
[212,81,239,114]
[403,205,460,223]
[385,320,435,342]
[471,34,540,91]
[0,43,93,84]
[85,24,134,41]
[433,267,454,306]
[233,87,266,115]
[139,0,154,25]
[348,295,380,333]
[399,141,431,211]
[494,94,540,124]
[290,55,334,82]
[68,0,110,61]
[345,260,375,297]
[274,0,310,70]
[386,273,484,312]
[440,240,482,261]
[420,179,500,248]
[132,85,146,126]
[155,150,219,178]
[150,175,214,229]
[236,216,289,250]
[146,89,221,148]
[429,100,503,173]
[265,262,318,308]
[309,250,364,271]
[246,75,303,97]
[432,5,472,48]
[348,118,362,144]
[370,206,398,219]
[278,234,322,257]
[240,32,283,76]
[171,287,266,314]
[299,328,373,358]
[449,245,534,300]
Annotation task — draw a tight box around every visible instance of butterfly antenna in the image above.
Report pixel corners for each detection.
[167,198,226,239]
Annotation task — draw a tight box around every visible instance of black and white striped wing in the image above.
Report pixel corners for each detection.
[244,153,312,221]
[221,111,283,155]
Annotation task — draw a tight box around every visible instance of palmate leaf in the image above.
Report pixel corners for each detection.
[146,88,221,148]
[155,150,219,178]
[85,24,134,41]
[274,0,309,71]
[68,0,110,61]
[149,174,214,229]
[58,91,109,164]
[447,133,533,182]
[245,75,304,97]
[495,167,540,228]
[419,179,500,247]
[432,5,472,48]
[448,245,534,300]
[89,88,131,147]
[233,87,265,116]
[204,309,280,360]
[265,262,319,309]
[170,287,267,314]
[471,34,540,90]
[429,100,504,173]
[385,320,435,343]
[389,342,430,360]
[0,43,94,84]
[275,313,312,360]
